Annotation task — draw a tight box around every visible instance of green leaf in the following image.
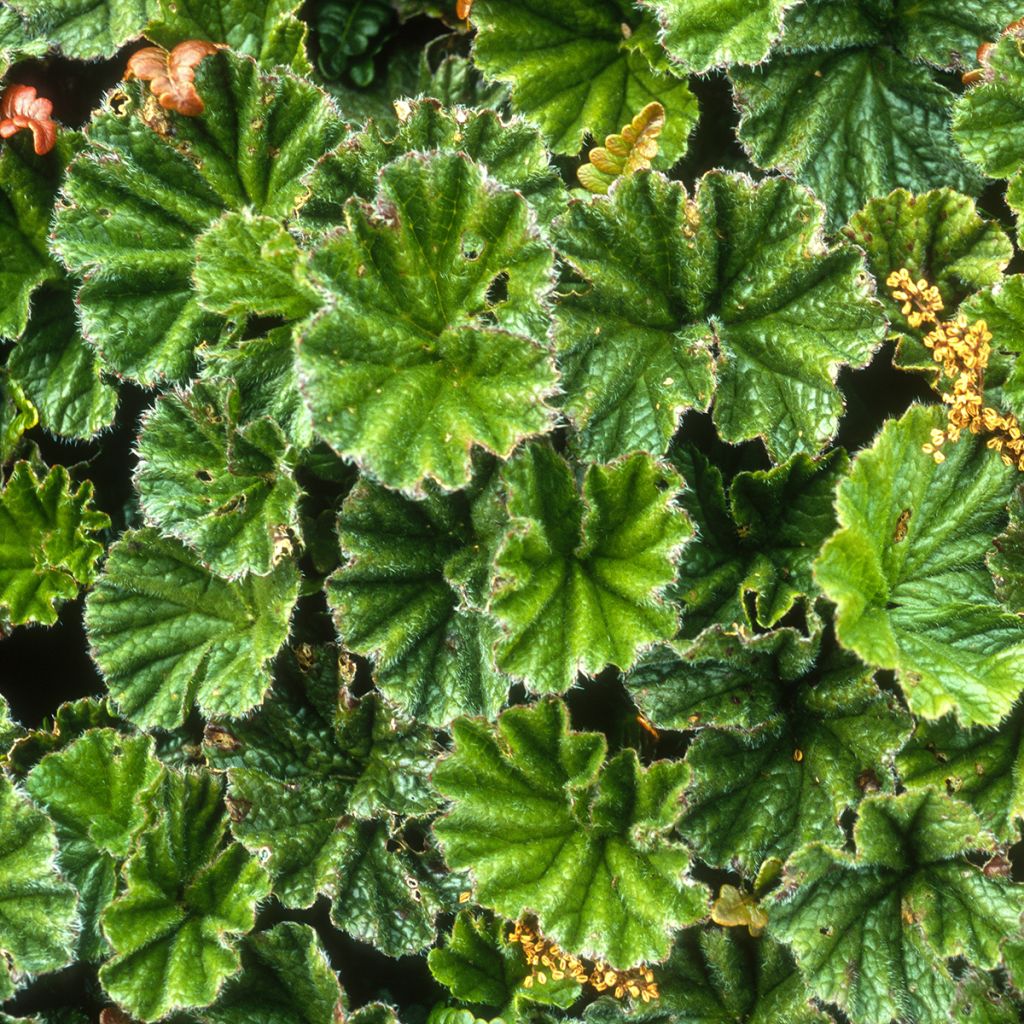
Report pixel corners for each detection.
[555,171,884,462]
[844,188,1012,368]
[0,6,48,77]
[0,133,79,341]
[99,770,271,1022]
[733,48,982,230]
[300,99,566,232]
[0,373,38,465]
[471,0,697,162]
[769,790,1024,1024]
[6,697,124,777]
[53,51,345,386]
[681,651,911,870]
[0,774,78,996]
[11,0,147,59]
[954,34,1024,180]
[145,0,311,74]
[641,0,787,73]
[193,211,320,322]
[84,527,300,729]
[433,697,707,968]
[897,706,1024,843]
[672,447,848,641]
[7,289,118,440]
[815,403,1024,726]
[26,729,164,960]
[195,922,344,1024]
[327,476,507,726]
[488,445,689,694]
[297,151,558,494]
[988,481,1024,607]
[891,0,1022,68]
[0,461,110,627]
[582,927,827,1024]
[135,379,301,578]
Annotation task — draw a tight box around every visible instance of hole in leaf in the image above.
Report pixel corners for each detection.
[195,469,213,482]
[486,272,509,306]
[461,231,485,260]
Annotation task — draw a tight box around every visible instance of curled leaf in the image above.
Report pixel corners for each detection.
[711,884,768,938]
[0,84,56,155]
[577,101,665,195]
[126,39,220,116]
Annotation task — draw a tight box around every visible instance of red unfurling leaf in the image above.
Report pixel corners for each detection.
[126,40,221,117]
[0,84,57,155]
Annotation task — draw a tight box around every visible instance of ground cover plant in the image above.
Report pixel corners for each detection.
[3,0,1024,1021]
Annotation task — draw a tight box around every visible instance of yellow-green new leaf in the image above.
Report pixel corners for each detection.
[577,102,665,195]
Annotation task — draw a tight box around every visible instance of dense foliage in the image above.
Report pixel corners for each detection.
[3,1,1024,1022]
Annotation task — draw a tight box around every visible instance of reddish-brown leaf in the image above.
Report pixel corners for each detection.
[0,84,57,155]
[126,39,221,117]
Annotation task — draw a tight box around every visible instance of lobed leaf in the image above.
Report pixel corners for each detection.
[11,0,147,59]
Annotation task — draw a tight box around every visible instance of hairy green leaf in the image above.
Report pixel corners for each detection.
[769,790,1024,1024]
[135,379,301,578]
[297,151,557,494]
[11,0,147,59]
[0,6,48,77]
[0,373,38,464]
[488,445,689,693]
[555,171,884,462]
[53,51,344,386]
[988,481,1024,608]
[470,0,697,162]
[99,770,271,1021]
[26,729,164,960]
[434,697,707,968]
[0,461,110,627]
[815,403,1024,726]
[327,476,508,726]
[85,528,299,729]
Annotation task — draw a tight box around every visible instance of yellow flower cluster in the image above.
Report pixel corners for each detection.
[509,920,659,1003]
[887,268,1024,470]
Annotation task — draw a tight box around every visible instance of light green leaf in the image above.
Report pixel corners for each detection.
[135,379,301,578]
[84,528,299,729]
[954,34,1024,180]
[11,0,146,59]
[297,151,558,494]
[99,770,271,1022]
[0,774,78,995]
[195,922,344,1024]
[672,447,848,640]
[641,0,787,73]
[897,707,1024,842]
[892,0,1022,68]
[26,729,164,960]
[582,927,827,1024]
[471,0,697,162]
[0,6,48,77]
[193,211,320,322]
[145,0,310,73]
[488,445,690,693]
[53,51,345,386]
[0,461,110,627]
[7,289,118,440]
[301,100,566,233]
[0,373,38,465]
[815,403,1024,726]
[769,790,1024,1024]
[6,698,124,778]
[433,697,707,968]
[734,48,982,230]
[959,277,1024,418]
[327,476,508,726]
[555,171,884,462]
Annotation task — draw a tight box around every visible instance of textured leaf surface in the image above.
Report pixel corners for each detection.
[11,0,147,59]
[297,151,557,493]
[815,403,1024,725]
[99,770,271,1021]
[471,0,697,162]
[577,101,665,195]
[145,0,310,73]
[769,791,1024,1024]
[327,477,508,726]
[734,48,982,229]
[53,51,344,385]
[0,373,37,465]
[26,729,164,960]
[672,448,847,641]
[85,528,299,728]
[434,697,707,967]
[0,461,109,627]
[488,445,689,693]
[643,0,786,72]
[0,6,48,77]
[7,289,118,439]
[136,380,301,578]
[555,171,884,462]
[0,774,78,993]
